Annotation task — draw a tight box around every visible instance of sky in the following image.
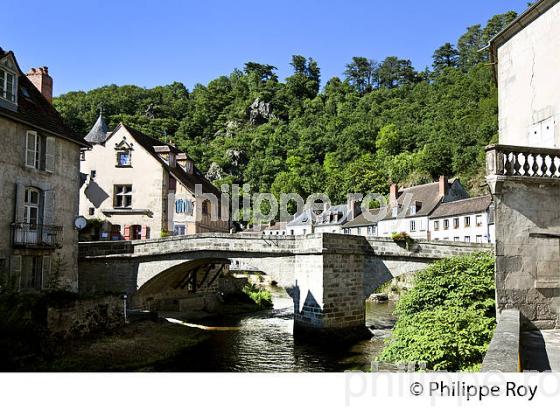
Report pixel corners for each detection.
[2,0,528,97]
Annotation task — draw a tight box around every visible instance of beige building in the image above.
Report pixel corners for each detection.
[486,0,560,329]
[0,47,87,291]
[80,117,229,239]
[490,0,560,149]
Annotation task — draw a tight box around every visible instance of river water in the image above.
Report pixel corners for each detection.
[161,287,396,372]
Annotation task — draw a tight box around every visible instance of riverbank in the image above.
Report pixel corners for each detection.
[37,319,209,371]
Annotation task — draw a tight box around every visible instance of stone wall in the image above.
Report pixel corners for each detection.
[481,309,521,372]
[492,179,560,329]
[47,295,124,339]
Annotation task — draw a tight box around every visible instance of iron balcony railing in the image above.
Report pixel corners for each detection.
[11,223,63,249]
[486,144,560,179]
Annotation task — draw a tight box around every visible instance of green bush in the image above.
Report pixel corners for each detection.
[242,283,273,309]
[377,252,496,371]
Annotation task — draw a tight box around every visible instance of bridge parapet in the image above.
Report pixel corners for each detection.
[366,237,492,259]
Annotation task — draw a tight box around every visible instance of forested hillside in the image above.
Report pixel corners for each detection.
[54,11,517,204]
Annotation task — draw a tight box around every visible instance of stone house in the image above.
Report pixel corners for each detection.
[79,116,229,239]
[377,176,469,239]
[0,47,88,291]
[428,195,495,243]
[486,0,560,329]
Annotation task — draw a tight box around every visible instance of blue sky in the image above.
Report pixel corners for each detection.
[3,0,528,96]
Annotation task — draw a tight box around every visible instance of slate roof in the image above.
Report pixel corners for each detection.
[343,210,385,228]
[429,195,493,219]
[382,179,456,220]
[113,123,221,196]
[85,114,110,144]
[0,48,88,147]
[317,204,350,226]
[287,209,317,226]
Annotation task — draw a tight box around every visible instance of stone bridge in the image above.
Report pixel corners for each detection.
[79,233,491,339]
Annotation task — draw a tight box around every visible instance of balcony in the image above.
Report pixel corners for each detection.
[11,223,63,249]
[486,144,560,179]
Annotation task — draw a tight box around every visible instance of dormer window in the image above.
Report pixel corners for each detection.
[114,137,133,167]
[176,152,193,174]
[0,68,16,103]
[410,201,422,216]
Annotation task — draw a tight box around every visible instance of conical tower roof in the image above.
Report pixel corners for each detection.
[84,114,110,144]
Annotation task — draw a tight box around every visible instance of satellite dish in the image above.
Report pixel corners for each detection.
[74,216,88,230]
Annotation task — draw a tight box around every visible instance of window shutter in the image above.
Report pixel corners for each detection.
[42,189,55,226]
[42,256,51,289]
[11,256,21,291]
[123,225,131,240]
[141,225,148,240]
[15,183,25,222]
[45,137,55,172]
[25,131,37,167]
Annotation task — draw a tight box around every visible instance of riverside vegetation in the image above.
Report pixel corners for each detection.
[54,11,517,220]
[377,253,496,371]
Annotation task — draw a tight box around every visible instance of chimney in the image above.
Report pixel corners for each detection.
[389,183,399,207]
[26,66,53,103]
[347,195,362,221]
[439,175,449,197]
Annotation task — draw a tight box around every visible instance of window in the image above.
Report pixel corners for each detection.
[202,200,210,216]
[24,187,41,226]
[453,218,459,229]
[303,229,307,235]
[343,228,350,234]
[434,220,440,231]
[175,199,194,215]
[410,205,417,215]
[116,151,131,167]
[80,150,86,161]
[130,225,142,240]
[357,227,361,235]
[91,170,96,178]
[114,185,132,208]
[290,230,294,235]
[454,237,460,242]
[464,236,471,242]
[476,235,483,243]
[464,216,471,227]
[476,215,483,227]
[88,207,95,216]
[367,226,376,236]
[26,131,40,169]
[392,206,399,218]
[21,256,44,290]
[443,219,449,230]
[410,220,416,232]
[25,131,55,172]
[0,68,17,103]
[110,224,122,241]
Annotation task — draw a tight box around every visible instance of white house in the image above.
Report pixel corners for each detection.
[429,195,495,243]
[377,176,469,239]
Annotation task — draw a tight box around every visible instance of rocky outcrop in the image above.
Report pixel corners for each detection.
[249,98,273,124]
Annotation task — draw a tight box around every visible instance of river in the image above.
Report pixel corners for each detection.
[159,287,396,372]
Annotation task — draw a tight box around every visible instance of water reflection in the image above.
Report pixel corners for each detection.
[162,287,396,372]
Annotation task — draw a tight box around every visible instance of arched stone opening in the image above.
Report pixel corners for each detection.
[133,258,231,312]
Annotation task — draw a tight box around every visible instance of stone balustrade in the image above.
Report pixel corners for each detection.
[486,144,560,179]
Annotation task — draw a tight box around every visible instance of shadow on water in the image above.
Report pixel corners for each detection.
[158,287,397,372]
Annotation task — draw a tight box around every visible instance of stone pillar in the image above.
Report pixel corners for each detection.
[291,235,369,341]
